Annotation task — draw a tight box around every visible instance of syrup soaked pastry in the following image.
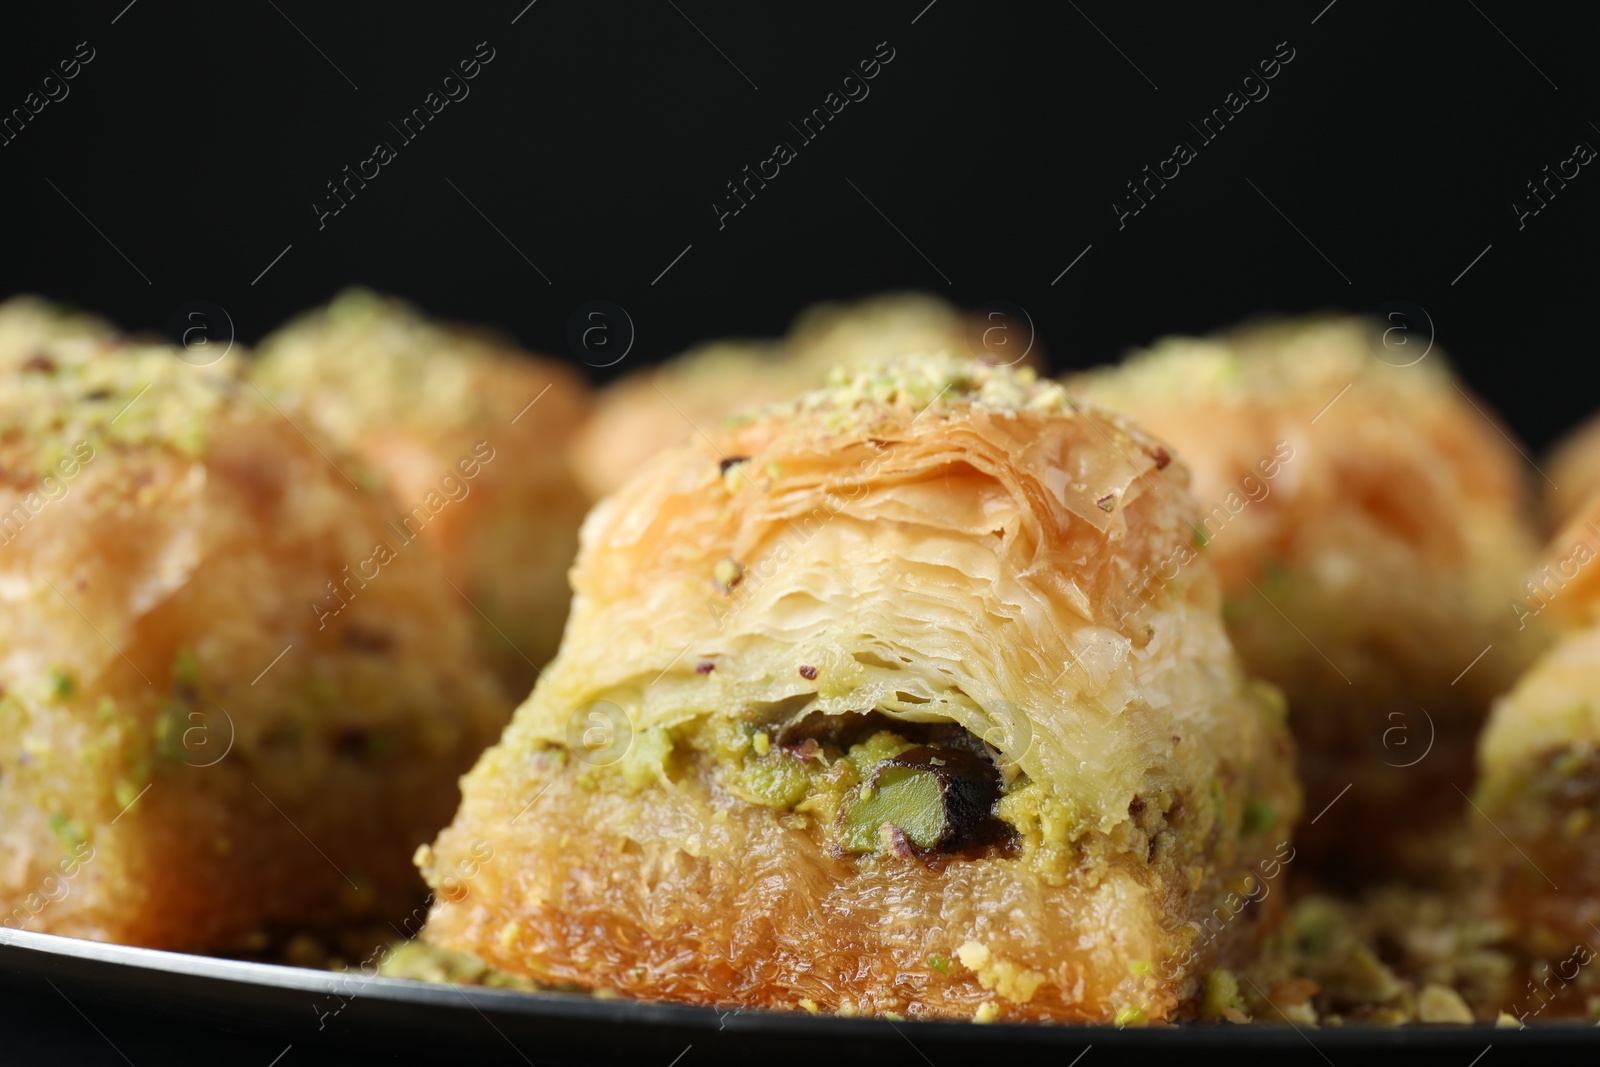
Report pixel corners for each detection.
[0,337,510,949]
[420,355,1298,1022]
[256,289,591,694]
[1068,318,1545,868]
[571,293,1029,500]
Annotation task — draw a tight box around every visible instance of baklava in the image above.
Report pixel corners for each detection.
[1067,318,1544,867]
[420,355,1298,1022]
[1475,492,1600,972]
[255,289,591,693]
[1546,414,1600,532]
[0,294,115,369]
[0,337,510,949]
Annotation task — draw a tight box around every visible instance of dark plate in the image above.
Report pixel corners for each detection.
[0,925,1588,1066]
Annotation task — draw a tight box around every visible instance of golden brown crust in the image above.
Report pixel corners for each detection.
[422,355,1298,1022]
[254,289,592,693]
[0,338,510,949]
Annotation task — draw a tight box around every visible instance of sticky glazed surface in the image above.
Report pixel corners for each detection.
[571,293,1014,500]
[254,289,592,695]
[0,340,510,949]
[1067,317,1544,866]
[422,355,1299,1021]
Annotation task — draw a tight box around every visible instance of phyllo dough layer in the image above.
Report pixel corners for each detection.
[421,356,1298,1022]
[255,289,591,693]
[0,339,510,949]
[1067,318,1544,867]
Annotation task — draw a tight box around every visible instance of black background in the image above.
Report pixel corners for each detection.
[1,2,1595,450]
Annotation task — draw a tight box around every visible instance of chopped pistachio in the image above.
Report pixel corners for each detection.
[740,751,808,809]
[46,666,75,702]
[1199,968,1250,1022]
[172,646,200,687]
[843,768,947,852]
[620,726,672,792]
[845,731,914,778]
[49,812,87,847]
[114,778,143,810]
[1242,800,1278,835]
[712,558,745,594]
[840,746,1000,854]
[1417,983,1473,1024]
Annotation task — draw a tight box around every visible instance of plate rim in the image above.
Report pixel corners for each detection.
[2,925,1593,1049]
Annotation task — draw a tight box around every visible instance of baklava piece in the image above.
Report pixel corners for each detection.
[0,338,510,949]
[0,294,115,369]
[255,289,591,693]
[1546,413,1600,532]
[1476,494,1600,978]
[1068,318,1544,867]
[421,355,1297,1022]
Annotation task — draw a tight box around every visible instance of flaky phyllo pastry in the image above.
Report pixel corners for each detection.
[420,356,1300,1022]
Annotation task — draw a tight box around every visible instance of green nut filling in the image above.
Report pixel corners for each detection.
[841,766,947,853]
[740,752,809,809]
[1242,800,1278,835]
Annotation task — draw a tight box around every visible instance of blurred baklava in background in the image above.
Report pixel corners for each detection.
[0,318,510,949]
[571,293,1038,500]
[0,295,115,369]
[1068,317,1546,869]
[1475,477,1600,985]
[1546,414,1600,531]
[256,289,592,695]
[420,355,1299,1023]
